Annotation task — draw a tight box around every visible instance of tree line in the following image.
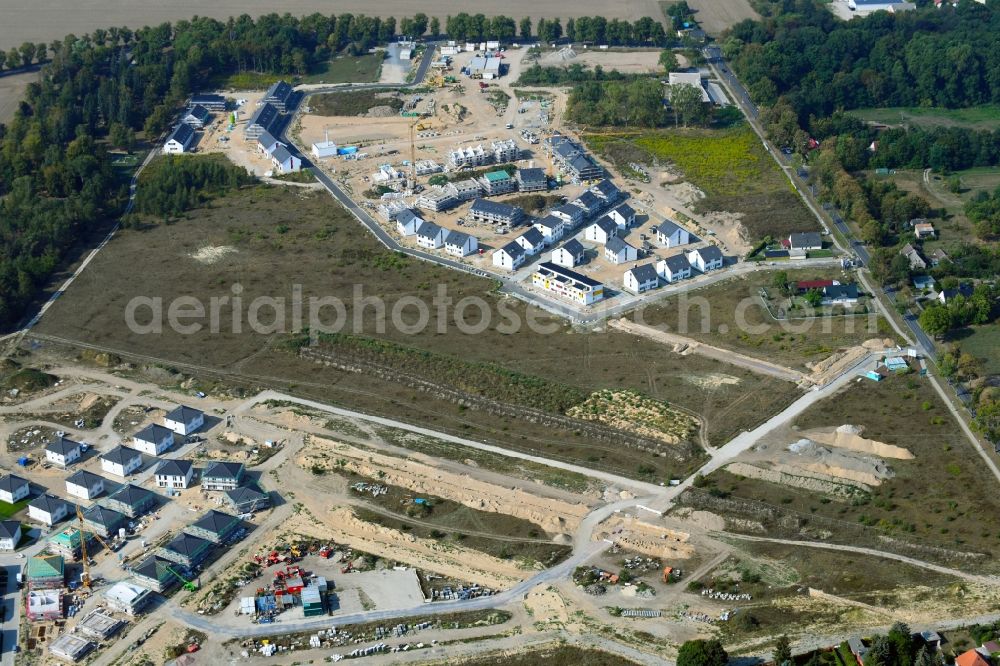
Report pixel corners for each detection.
[0,41,49,72]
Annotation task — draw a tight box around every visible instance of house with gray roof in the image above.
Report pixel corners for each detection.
[514,227,547,256]
[584,216,618,245]
[181,104,212,129]
[164,406,204,436]
[132,424,174,456]
[224,485,271,514]
[245,102,282,140]
[687,245,724,272]
[415,221,446,249]
[656,220,691,248]
[550,203,585,228]
[516,167,547,193]
[101,445,144,478]
[492,241,526,270]
[624,263,660,294]
[532,215,566,243]
[395,209,425,236]
[28,494,68,526]
[103,484,156,518]
[469,198,523,226]
[163,123,196,154]
[657,254,693,283]
[604,237,639,265]
[82,505,127,539]
[590,179,621,205]
[444,230,478,257]
[201,461,245,491]
[608,203,636,229]
[263,80,294,112]
[0,520,22,551]
[131,556,179,593]
[0,474,30,504]
[571,191,601,219]
[551,239,586,268]
[45,437,82,467]
[155,459,194,490]
[65,470,105,501]
[186,510,242,544]
[158,532,214,568]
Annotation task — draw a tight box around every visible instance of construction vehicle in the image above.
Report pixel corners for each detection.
[341,562,353,574]
[289,545,302,559]
[662,567,674,583]
[165,564,199,592]
[317,546,332,559]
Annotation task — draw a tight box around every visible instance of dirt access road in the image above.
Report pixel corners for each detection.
[0,0,663,47]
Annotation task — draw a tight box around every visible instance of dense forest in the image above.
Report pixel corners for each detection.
[132,155,255,218]
[725,0,1000,117]
[565,79,669,127]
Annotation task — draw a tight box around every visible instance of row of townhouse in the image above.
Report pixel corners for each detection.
[257,131,301,174]
[393,209,480,256]
[622,246,726,294]
[546,132,603,181]
[448,139,518,168]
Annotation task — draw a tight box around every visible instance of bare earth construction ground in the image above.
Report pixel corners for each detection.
[0,0,663,47]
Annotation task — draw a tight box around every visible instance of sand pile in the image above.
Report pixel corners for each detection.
[366,105,398,117]
[786,438,893,487]
[728,461,871,496]
[596,515,695,559]
[804,425,913,460]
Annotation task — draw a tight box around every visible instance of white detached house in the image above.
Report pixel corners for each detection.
[132,424,175,456]
[101,445,144,478]
[607,203,636,230]
[687,246,724,272]
[45,437,82,467]
[493,242,526,270]
[551,239,586,268]
[0,521,21,551]
[0,474,30,504]
[624,264,659,294]
[657,254,693,283]
[656,220,691,248]
[164,406,205,436]
[65,470,106,501]
[395,210,424,237]
[415,222,446,249]
[154,459,194,490]
[28,494,68,527]
[584,217,618,245]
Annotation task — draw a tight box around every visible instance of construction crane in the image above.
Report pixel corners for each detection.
[409,118,418,187]
[75,504,93,590]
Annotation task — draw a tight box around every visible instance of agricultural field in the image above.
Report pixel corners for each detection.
[634,268,894,370]
[34,185,801,479]
[299,53,384,85]
[0,0,665,47]
[849,106,1000,131]
[693,373,1000,568]
[586,125,817,242]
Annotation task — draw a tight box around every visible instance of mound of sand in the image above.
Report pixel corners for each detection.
[804,425,913,460]
[787,438,893,487]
